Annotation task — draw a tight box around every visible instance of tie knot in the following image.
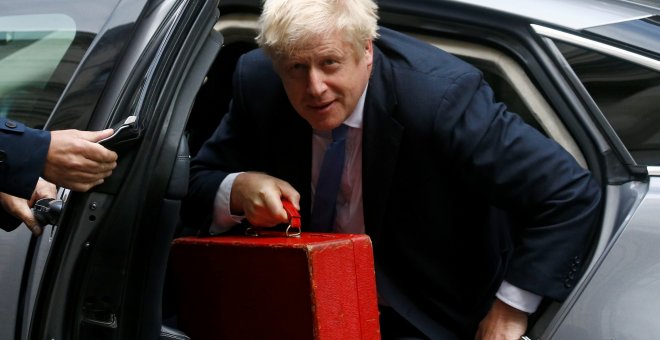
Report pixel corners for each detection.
[332,124,348,142]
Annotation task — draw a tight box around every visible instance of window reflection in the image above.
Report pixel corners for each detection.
[0,14,76,128]
[555,41,660,165]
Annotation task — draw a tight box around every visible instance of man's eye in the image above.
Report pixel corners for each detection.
[323,60,337,66]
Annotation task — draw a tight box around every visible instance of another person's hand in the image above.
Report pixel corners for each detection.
[475,298,527,340]
[0,178,57,235]
[43,129,118,192]
[230,172,300,227]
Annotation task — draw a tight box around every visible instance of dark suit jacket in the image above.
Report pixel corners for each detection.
[184,27,601,337]
[0,117,50,231]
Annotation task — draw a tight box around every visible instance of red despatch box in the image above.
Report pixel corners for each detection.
[170,231,381,340]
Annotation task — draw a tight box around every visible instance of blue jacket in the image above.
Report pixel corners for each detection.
[185,27,601,337]
[0,117,50,231]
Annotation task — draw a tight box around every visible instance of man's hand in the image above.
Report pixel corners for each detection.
[230,172,300,227]
[0,179,57,235]
[475,298,528,340]
[43,129,119,192]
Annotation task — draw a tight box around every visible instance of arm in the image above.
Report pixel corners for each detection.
[0,178,57,234]
[210,171,300,233]
[0,118,118,196]
[0,118,50,199]
[432,72,601,336]
[475,299,527,340]
[434,71,601,298]
[44,129,118,191]
[229,172,300,227]
[183,50,304,231]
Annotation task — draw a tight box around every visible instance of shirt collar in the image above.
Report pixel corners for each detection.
[343,84,367,129]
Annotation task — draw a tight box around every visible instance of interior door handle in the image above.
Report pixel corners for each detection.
[98,115,140,152]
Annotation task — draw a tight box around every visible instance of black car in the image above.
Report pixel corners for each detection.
[1,0,659,339]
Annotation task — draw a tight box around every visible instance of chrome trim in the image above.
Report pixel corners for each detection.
[648,166,660,176]
[448,0,655,30]
[532,24,660,72]
[82,313,118,328]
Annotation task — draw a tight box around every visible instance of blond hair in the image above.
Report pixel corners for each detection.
[256,0,379,59]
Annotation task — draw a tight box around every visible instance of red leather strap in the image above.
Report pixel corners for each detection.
[282,200,301,228]
[246,200,302,237]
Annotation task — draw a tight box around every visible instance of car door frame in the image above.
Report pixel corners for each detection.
[27,0,221,339]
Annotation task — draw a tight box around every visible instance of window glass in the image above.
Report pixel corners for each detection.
[554,40,660,165]
[0,14,77,128]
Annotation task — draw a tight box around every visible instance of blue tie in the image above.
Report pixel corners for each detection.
[310,124,349,232]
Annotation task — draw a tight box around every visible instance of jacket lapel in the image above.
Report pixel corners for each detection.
[362,46,403,239]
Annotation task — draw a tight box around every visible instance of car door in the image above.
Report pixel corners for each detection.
[389,3,660,340]
[376,3,658,339]
[14,0,222,339]
[0,1,132,338]
[532,18,660,339]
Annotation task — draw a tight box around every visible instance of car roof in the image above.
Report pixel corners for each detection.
[444,0,660,30]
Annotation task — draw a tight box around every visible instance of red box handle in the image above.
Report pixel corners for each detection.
[245,200,301,238]
[281,200,301,237]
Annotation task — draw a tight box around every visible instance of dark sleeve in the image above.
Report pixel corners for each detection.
[181,53,262,229]
[433,71,602,300]
[0,117,50,199]
[0,208,22,232]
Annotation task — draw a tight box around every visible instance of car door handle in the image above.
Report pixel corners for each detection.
[98,115,140,152]
[33,198,63,226]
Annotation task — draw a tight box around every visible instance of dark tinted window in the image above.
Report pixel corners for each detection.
[555,40,660,165]
[0,1,121,129]
[0,14,78,128]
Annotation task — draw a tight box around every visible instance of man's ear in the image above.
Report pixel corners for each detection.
[364,40,374,69]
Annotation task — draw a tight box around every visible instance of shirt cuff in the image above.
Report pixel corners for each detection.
[495,280,543,314]
[210,172,245,235]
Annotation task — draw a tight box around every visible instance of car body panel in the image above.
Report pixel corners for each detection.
[550,176,660,339]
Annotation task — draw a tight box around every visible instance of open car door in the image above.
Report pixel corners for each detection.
[5,0,222,339]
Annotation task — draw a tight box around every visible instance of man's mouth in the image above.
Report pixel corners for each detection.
[309,101,333,111]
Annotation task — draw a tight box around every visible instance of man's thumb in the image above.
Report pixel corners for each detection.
[82,129,115,142]
[16,206,42,236]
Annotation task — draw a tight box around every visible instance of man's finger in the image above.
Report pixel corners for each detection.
[82,142,119,163]
[81,129,115,142]
[278,181,301,210]
[263,192,289,224]
[10,202,43,236]
[26,223,43,236]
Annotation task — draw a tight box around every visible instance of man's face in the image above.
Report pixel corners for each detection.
[274,32,373,131]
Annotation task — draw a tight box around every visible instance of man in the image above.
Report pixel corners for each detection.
[183,0,601,338]
[0,116,118,235]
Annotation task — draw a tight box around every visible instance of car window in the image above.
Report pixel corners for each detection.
[553,40,660,166]
[0,14,77,128]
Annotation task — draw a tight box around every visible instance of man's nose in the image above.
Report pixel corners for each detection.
[307,67,327,96]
